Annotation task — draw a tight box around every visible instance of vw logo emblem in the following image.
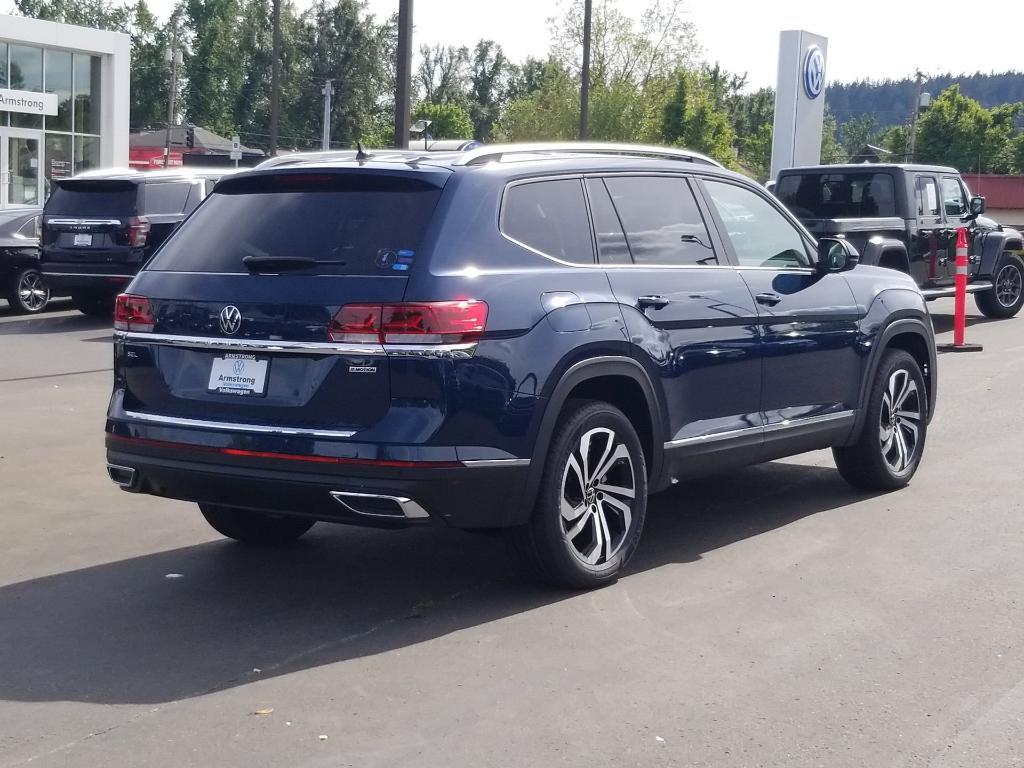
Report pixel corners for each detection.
[232,359,246,375]
[803,45,825,100]
[219,305,242,335]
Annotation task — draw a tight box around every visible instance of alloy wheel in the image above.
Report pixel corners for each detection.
[879,369,922,475]
[995,263,1023,308]
[560,427,636,566]
[17,271,49,312]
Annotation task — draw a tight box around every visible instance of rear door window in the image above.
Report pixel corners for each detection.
[501,178,594,263]
[147,172,443,275]
[45,180,139,216]
[916,176,940,217]
[585,178,631,265]
[143,182,192,215]
[603,176,717,266]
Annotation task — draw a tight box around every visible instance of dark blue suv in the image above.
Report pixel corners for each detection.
[105,143,936,589]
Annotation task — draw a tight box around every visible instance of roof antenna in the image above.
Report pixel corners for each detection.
[355,141,370,161]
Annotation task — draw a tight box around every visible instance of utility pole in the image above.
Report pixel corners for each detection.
[394,0,413,149]
[908,69,924,162]
[579,0,592,140]
[321,79,335,151]
[269,0,281,156]
[163,37,182,169]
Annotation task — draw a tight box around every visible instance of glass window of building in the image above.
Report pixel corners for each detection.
[0,42,7,127]
[45,50,73,133]
[74,136,101,173]
[74,54,101,135]
[45,133,73,190]
[9,45,44,129]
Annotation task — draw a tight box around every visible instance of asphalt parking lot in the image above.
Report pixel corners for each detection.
[1,297,1022,768]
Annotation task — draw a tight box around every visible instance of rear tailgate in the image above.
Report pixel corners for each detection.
[42,179,142,268]
[115,167,449,435]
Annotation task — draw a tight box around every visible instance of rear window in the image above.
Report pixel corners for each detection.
[776,171,897,219]
[143,181,192,215]
[147,173,443,275]
[45,181,138,217]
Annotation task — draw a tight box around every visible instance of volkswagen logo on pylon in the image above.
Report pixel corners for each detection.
[803,45,825,100]
[219,305,242,335]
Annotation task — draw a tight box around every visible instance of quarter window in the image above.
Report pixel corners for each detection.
[703,180,810,269]
[502,179,594,263]
[603,176,717,266]
[143,182,192,215]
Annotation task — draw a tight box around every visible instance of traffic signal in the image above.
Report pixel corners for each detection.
[185,124,195,149]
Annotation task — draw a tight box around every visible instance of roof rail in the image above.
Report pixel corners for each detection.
[454,142,723,168]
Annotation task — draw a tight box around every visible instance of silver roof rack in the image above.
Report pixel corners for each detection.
[454,142,723,168]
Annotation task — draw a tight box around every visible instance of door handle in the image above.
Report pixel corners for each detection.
[755,292,782,306]
[637,295,670,309]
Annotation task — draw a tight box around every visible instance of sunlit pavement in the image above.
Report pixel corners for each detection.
[1,297,1022,767]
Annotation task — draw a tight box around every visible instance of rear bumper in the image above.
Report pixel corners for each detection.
[105,432,532,530]
[40,260,139,291]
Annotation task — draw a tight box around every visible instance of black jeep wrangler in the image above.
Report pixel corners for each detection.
[775,164,1024,318]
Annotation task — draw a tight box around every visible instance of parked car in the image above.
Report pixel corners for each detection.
[774,164,1024,318]
[104,142,936,589]
[39,169,233,316]
[0,206,50,314]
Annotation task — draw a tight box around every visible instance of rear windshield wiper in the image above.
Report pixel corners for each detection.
[241,255,346,272]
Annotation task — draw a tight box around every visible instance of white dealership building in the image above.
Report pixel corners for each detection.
[0,14,129,207]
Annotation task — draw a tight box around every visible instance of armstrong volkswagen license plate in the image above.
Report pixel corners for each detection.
[207,354,268,396]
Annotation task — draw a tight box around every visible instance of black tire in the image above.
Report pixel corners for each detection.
[506,400,648,589]
[833,350,927,491]
[7,268,50,314]
[71,291,115,317]
[975,253,1024,319]
[199,503,315,545]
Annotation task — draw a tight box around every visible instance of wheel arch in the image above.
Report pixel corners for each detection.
[519,357,666,522]
[848,317,936,444]
[861,237,910,274]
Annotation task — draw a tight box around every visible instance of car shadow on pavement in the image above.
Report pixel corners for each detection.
[0,460,871,706]
[0,311,109,336]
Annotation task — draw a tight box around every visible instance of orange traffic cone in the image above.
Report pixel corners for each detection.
[937,226,983,353]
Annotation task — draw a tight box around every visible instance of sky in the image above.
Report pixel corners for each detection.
[6,0,1022,90]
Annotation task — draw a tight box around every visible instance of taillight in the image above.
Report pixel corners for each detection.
[329,301,488,345]
[114,293,155,332]
[128,216,150,247]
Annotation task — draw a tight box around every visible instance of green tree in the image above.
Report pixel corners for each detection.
[661,69,735,164]
[182,0,245,136]
[467,40,513,142]
[497,60,577,141]
[820,110,841,164]
[915,85,1023,172]
[416,44,469,106]
[412,102,473,141]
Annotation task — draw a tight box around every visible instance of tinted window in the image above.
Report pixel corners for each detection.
[45,181,139,216]
[148,173,442,275]
[916,177,939,216]
[144,182,192,214]
[604,176,716,266]
[586,179,630,265]
[502,179,593,263]
[941,177,968,218]
[704,180,810,269]
[776,171,897,218]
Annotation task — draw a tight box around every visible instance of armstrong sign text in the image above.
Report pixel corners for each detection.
[0,88,59,116]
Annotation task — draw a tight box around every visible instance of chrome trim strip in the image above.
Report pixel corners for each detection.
[460,458,531,468]
[664,410,855,448]
[122,410,357,438]
[44,272,135,279]
[329,491,430,519]
[48,218,122,226]
[117,332,478,358]
[118,331,386,356]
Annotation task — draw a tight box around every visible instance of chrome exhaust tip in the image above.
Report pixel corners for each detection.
[107,464,137,489]
[329,491,429,519]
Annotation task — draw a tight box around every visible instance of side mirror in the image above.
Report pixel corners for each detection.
[970,196,986,216]
[816,237,859,274]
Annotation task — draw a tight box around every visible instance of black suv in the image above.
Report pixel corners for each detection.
[105,143,936,589]
[40,169,229,316]
[775,164,1024,318]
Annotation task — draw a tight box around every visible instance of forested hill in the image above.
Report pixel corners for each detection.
[827,72,1024,127]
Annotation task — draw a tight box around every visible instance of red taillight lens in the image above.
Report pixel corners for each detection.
[114,293,155,332]
[329,301,488,345]
[328,304,382,343]
[128,216,150,247]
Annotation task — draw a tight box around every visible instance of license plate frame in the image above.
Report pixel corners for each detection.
[207,353,269,397]
[73,233,93,247]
